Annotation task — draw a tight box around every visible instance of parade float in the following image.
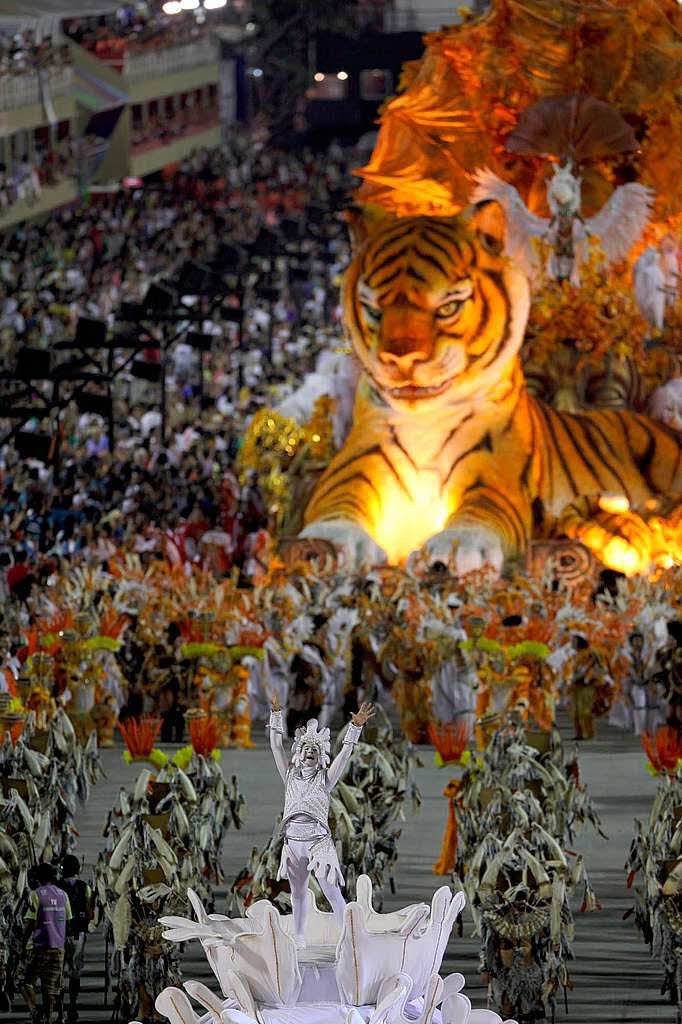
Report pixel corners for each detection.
[230,703,420,917]
[236,0,682,579]
[145,706,517,1024]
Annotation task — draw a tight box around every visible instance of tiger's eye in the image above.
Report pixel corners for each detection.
[361,303,381,324]
[436,300,460,318]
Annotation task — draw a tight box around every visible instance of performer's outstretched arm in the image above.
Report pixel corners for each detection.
[269,694,288,782]
[326,702,375,790]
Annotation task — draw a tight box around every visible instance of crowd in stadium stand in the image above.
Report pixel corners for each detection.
[0,135,355,608]
[0,139,78,211]
[0,29,71,80]
[1,5,210,84]
[131,101,219,154]
[63,6,211,67]
[1,3,218,84]
[0,27,75,209]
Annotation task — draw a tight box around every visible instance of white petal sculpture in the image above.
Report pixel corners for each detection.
[355,875,429,935]
[211,955,257,1018]
[155,988,200,1024]
[150,876,519,1024]
[369,973,412,1024]
[440,973,519,1024]
[335,889,462,1006]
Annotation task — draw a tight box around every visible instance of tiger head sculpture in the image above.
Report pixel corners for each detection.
[344,201,530,412]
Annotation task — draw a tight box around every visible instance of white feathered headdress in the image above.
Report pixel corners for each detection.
[291,719,331,768]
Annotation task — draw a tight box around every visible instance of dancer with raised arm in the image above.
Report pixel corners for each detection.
[268,693,375,946]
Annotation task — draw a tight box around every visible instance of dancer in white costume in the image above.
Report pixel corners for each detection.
[268,694,374,945]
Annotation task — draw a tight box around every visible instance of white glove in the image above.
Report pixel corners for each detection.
[269,709,284,734]
[343,722,362,746]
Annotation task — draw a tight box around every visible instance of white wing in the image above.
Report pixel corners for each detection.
[661,248,679,304]
[585,183,654,265]
[470,167,549,280]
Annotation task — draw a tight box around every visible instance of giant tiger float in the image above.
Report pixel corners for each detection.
[261,0,682,578]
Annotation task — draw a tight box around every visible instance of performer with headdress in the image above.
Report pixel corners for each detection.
[471,94,653,288]
[268,694,374,946]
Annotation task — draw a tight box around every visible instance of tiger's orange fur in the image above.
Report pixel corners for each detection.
[301,203,682,573]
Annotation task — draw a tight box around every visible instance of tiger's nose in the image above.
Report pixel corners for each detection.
[379,345,430,371]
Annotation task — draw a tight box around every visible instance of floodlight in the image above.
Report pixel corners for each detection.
[15,432,53,462]
[144,282,176,313]
[131,361,162,383]
[186,332,213,352]
[75,317,107,349]
[75,393,113,418]
[15,348,51,379]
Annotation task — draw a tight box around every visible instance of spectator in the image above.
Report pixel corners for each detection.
[7,549,34,602]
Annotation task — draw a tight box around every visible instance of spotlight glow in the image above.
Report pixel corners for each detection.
[203,0,227,8]
[162,0,182,12]
[180,0,199,9]
[252,67,263,77]
[598,494,630,515]
[337,70,348,80]
[314,72,325,82]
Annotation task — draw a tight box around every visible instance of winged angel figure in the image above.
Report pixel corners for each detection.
[470,94,654,287]
[471,162,653,287]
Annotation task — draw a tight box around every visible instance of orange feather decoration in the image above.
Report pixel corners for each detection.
[118,716,161,757]
[189,715,221,756]
[428,719,471,765]
[641,726,682,776]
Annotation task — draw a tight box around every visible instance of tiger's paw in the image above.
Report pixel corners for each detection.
[418,526,504,576]
[559,505,656,577]
[299,521,387,571]
[279,537,340,574]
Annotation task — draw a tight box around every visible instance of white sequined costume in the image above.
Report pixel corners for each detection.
[278,766,342,886]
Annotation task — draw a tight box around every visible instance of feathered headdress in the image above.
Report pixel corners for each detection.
[291,719,331,769]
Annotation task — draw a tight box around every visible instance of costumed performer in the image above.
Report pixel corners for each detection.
[570,635,612,741]
[268,694,374,946]
[610,630,650,735]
